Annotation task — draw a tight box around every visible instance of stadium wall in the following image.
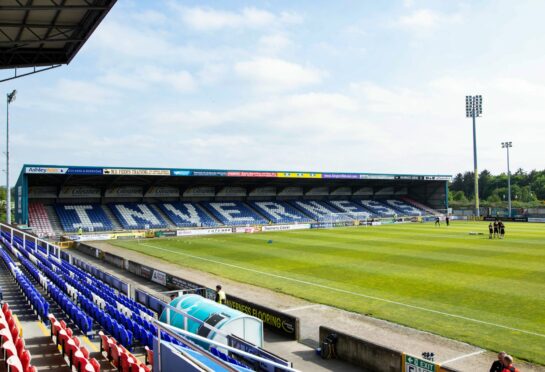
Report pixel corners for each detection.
[319,326,459,372]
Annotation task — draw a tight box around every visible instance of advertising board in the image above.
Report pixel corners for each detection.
[225,295,298,340]
[151,270,167,286]
[103,168,170,176]
[277,172,322,178]
[227,171,277,177]
[234,226,260,234]
[176,228,232,237]
[261,224,310,232]
[483,216,528,222]
[26,166,68,174]
[59,186,101,198]
[528,218,545,223]
[105,186,144,197]
[144,186,180,198]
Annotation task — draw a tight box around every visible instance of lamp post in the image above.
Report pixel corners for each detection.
[6,90,16,224]
[501,141,513,217]
[466,95,483,217]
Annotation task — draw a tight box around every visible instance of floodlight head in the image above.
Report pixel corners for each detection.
[7,90,17,104]
[465,94,483,117]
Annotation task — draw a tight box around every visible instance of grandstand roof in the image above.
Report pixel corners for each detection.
[18,164,452,188]
[0,0,116,69]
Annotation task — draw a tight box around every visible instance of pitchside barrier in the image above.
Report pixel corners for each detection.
[74,242,300,340]
[319,326,458,372]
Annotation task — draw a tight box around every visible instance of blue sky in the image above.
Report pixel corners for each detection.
[2,0,545,182]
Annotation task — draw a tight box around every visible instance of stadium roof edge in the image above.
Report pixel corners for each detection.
[19,164,453,180]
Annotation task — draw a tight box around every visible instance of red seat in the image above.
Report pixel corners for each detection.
[144,346,153,366]
[73,336,81,348]
[80,346,90,360]
[2,302,9,314]
[120,352,137,372]
[27,365,37,372]
[90,358,101,372]
[60,320,67,330]
[66,328,73,338]
[110,344,121,367]
[10,325,19,343]
[98,331,110,357]
[15,337,25,358]
[20,350,31,372]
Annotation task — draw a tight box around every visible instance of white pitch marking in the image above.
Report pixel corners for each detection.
[440,350,486,365]
[284,304,321,313]
[138,243,545,339]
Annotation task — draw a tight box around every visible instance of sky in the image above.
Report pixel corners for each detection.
[2,0,545,183]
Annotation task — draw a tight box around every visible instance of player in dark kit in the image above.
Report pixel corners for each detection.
[493,220,499,238]
[488,223,493,239]
[499,221,505,239]
[445,215,450,226]
[435,216,440,226]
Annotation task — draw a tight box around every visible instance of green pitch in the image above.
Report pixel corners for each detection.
[112,222,545,364]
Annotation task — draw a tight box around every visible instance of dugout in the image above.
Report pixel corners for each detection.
[160,294,263,349]
[14,164,451,225]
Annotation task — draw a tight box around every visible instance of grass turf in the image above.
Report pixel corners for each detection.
[111,221,545,364]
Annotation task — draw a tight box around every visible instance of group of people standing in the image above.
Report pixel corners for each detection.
[489,219,506,239]
[490,352,520,372]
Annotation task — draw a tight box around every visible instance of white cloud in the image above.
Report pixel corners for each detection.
[234,58,324,91]
[396,9,460,30]
[176,6,301,31]
[258,33,292,54]
[55,79,119,105]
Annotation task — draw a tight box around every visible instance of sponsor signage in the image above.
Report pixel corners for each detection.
[528,217,545,223]
[151,270,167,286]
[26,166,68,174]
[277,172,322,178]
[225,294,298,340]
[67,234,112,241]
[103,168,170,176]
[322,173,360,179]
[176,227,232,236]
[483,216,528,222]
[227,171,277,178]
[28,186,57,198]
[359,174,395,179]
[145,186,180,198]
[166,275,203,291]
[105,186,143,197]
[171,170,192,176]
[261,224,310,232]
[59,186,101,198]
[66,168,104,175]
[183,186,215,197]
[234,226,260,234]
[402,353,438,372]
[192,170,227,177]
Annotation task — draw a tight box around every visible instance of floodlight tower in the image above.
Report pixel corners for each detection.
[501,141,513,217]
[465,95,482,217]
[6,90,16,224]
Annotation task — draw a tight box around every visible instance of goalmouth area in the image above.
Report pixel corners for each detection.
[101,221,545,367]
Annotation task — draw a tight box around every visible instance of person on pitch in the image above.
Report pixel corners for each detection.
[488,223,494,239]
[435,216,441,227]
[493,219,499,238]
[489,351,506,372]
[499,221,506,239]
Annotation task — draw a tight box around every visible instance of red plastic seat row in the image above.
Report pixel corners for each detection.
[1,302,38,372]
[48,314,100,372]
[99,331,150,372]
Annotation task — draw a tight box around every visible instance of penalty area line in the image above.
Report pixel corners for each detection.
[139,243,545,339]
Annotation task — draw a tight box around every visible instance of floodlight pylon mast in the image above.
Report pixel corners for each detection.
[6,90,16,224]
[502,141,513,217]
[466,95,482,217]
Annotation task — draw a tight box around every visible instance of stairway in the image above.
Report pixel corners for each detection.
[150,204,176,229]
[101,205,123,231]
[196,203,223,226]
[401,197,440,216]
[0,257,37,322]
[45,205,64,236]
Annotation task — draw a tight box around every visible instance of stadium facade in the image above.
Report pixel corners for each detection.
[15,164,451,236]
